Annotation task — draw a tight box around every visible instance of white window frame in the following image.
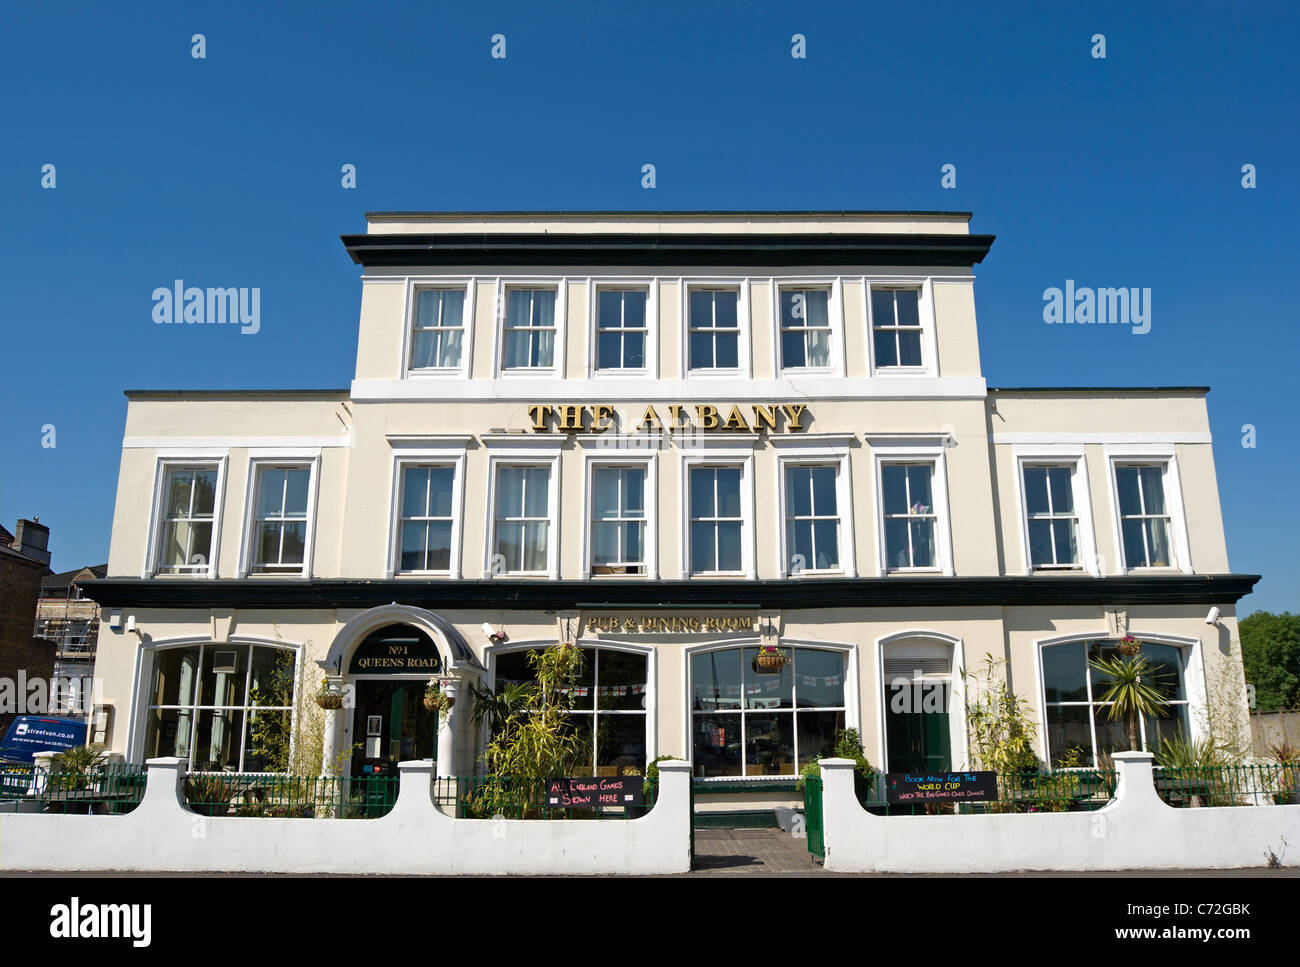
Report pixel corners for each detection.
[1011,446,1100,576]
[144,453,229,579]
[1102,445,1193,574]
[589,280,657,378]
[681,280,751,379]
[870,440,954,576]
[237,451,321,578]
[771,279,844,377]
[483,445,562,578]
[386,442,469,579]
[1033,631,1204,768]
[773,436,857,578]
[403,279,475,379]
[864,278,938,377]
[679,446,756,578]
[495,280,566,378]
[581,451,658,580]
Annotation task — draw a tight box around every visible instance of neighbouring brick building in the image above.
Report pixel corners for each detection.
[0,520,56,734]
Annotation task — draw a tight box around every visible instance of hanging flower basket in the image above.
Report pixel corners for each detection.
[424,678,455,712]
[1116,634,1140,657]
[315,678,344,710]
[752,645,789,675]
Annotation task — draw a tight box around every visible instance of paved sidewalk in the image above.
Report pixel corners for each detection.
[689,827,830,876]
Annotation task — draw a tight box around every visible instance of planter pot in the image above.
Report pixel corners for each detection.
[424,695,455,712]
[315,692,344,710]
[1117,640,1140,657]
[753,652,787,674]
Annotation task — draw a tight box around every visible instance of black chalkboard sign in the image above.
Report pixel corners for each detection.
[546,776,645,808]
[885,770,998,805]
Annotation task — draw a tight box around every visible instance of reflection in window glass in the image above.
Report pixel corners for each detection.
[691,647,847,777]
[1041,639,1190,767]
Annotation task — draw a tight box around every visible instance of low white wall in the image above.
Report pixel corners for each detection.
[819,753,1300,873]
[0,759,693,876]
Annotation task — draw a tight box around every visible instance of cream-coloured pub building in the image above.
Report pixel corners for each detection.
[87,211,1257,811]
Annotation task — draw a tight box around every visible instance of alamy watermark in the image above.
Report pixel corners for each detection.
[1042,280,1151,334]
[152,280,260,334]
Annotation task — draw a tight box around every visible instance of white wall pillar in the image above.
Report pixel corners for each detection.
[436,678,461,778]
[319,676,345,775]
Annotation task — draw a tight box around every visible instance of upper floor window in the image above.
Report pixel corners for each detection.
[1115,464,1173,568]
[688,289,739,370]
[156,466,219,575]
[779,288,831,370]
[503,288,556,369]
[493,465,551,574]
[410,288,465,370]
[398,466,455,573]
[871,288,923,368]
[784,464,840,573]
[689,466,744,574]
[881,463,937,570]
[591,466,647,576]
[1024,465,1079,569]
[250,466,311,575]
[596,289,648,371]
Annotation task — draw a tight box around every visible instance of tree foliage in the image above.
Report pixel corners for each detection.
[1239,611,1300,712]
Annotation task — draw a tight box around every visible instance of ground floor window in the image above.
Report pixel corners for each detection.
[493,646,648,776]
[142,643,296,772]
[1042,638,1190,767]
[690,645,847,778]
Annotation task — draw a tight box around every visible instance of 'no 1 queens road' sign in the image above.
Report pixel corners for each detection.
[885,771,998,806]
[546,776,645,809]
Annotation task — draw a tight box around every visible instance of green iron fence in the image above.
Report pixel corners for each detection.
[802,775,824,859]
[432,775,656,820]
[183,773,399,818]
[0,761,147,814]
[848,770,1117,816]
[1153,763,1299,808]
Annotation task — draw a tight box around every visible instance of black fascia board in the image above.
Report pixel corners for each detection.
[340,232,997,268]
[83,574,1259,611]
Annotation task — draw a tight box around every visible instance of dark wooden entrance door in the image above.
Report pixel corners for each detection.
[351,680,436,779]
[885,681,952,773]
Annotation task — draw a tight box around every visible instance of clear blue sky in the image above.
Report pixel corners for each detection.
[1,1,1295,615]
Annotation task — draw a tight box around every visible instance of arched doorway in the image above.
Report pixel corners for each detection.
[347,624,442,780]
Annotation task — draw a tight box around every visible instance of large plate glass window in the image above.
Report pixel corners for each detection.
[688,289,739,370]
[1041,638,1189,767]
[143,643,297,772]
[1115,464,1173,568]
[596,288,647,371]
[780,288,831,369]
[881,463,936,570]
[494,647,649,776]
[591,466,647,575]
[494,465,550,573]
[785,464,840,573]
[156,466,219,575]
[250,466,310,574]
[411,288,465,369]
[871,288,923,368]
[689,466,743,574]
[691,646,847,777]
[503,288,556,369]
[398,465,455,572]
[1024,465,1079,568]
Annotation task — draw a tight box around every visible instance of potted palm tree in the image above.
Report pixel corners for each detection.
[1088,652,1169,752]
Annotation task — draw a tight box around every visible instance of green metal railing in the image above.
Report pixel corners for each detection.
[1153,763,1299,808]
[0,762,147,814]
[802,775,824,859]
[849,770,1117,815]
[183,773,399,818]
[432,775,655,820]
